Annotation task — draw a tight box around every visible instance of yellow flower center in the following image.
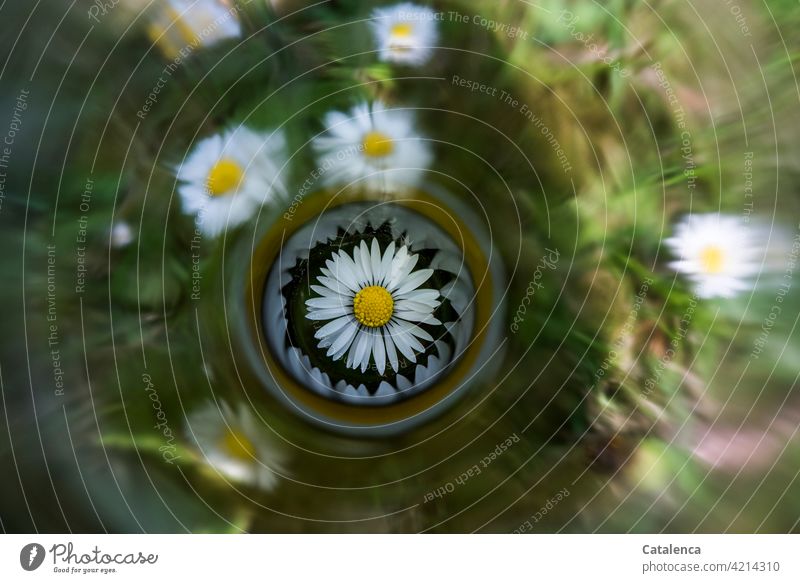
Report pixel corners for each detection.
[353,285,394,328]
[699,245,725,274]
[362,131,395,158]
[206,158,244,196]
[220,427,257,462]
[390,23,414,38]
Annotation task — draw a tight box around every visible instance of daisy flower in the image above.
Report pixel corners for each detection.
[186,401,286,490]
[146,0,241,59]
[314,100,432,192]
[176,126,287,237]
[305,239,442,375]
[263,203,476,409]
[370,3,439,66]
[665,213,764,298]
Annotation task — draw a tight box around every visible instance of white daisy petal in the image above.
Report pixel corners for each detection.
[394,318,434,343]
[359,332,375,373]
[328,320,359,359]
[395,298,440,312]
[405,288,439,300]
[348,330,371,370]
[394,311,441,325]
[338,247,365,281]
[314,315,353,339]
[306,307,349,320]
[373,329,387,375]
[305,296,350,310]
[384,329,399,372]
[379,241,396,285]
[310,284,353,299]
[370,238,383,284]
[393,268,434,295]
[351,245,369,288]
[359,240,373,283]
[391,245,409,271]
[387,322,418,362]
[317,275,358,295]
[330,255,361,292]
[387,249,420,290]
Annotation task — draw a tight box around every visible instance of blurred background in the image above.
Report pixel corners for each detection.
[2,0,800,533]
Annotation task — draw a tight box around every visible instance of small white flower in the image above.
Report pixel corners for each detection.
[314,100,432,191]
[146,0,241,59]
[186,401,286,490]
[306,239,442,374]
[665,213,764,298]
[370,3,439,65]
[110,222,134,248]
[176,126,287,237]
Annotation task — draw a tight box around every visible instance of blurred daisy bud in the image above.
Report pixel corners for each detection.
[145,0,242,60]
[313,100,432,192]
[370,3,439,66]
[110,221,134,248]
[175,126,288,237]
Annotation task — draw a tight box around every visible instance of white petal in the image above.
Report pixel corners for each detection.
[314,315,353,340]
[336,249,366,290]
[370,239,383,284]
[393,268,434,296]
[350,245,369,288]
[395,311,441,325]
[385,245,409,287]
[317,276,356,296]
[306,306,349,320]
[384,329,399,373]
[362,332,377,372]
[328,320,359,359]
[310,284,353,299]
[387,250,420,291]
[378,241,396,285]
[372,329,386,375]
[395,298,440,312]
[330,253,361,292]
[306,296,350,310]
[359,240,373,284]
[350,330,371,371]
[393,318,432,344]
[406,323,435,342]
[397,288,439,303]
[387,322,417,362]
